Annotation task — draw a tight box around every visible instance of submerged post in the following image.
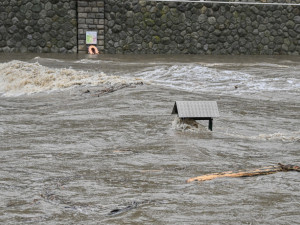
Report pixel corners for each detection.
[209,118,213,131]
[172,101,219,131]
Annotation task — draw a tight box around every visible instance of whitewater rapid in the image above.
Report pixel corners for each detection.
[0,60,143,96]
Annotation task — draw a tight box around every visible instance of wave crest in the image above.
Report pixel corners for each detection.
[0,60,142,96]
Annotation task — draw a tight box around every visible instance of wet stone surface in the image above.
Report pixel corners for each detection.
[0,0,77,53]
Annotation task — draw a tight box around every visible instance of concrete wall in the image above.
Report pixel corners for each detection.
[77,0,105,53]
[104,0,300,54]
[0,0,77,53]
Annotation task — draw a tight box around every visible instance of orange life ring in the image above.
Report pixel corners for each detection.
[88,45,99,55]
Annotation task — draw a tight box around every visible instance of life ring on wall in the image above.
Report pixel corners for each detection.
[88,45,99,54]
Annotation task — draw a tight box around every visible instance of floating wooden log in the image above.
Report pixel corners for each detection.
[187,163,300,183]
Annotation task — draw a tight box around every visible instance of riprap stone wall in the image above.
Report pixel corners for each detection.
[0,0,77,53]
[104,0,300,55]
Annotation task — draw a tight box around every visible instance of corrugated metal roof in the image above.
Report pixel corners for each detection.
[172,101,219,118]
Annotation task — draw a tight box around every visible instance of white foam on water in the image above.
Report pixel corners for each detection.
[133,64,249,93]
[172,116,209,133]
[32,56,66,63]
[225,131,300,142]
[201,62,291,68]
[131,63,300,97]
[74,58,179,66]
[75,59,115,64]
[256,132,300,142]
[0,60,143,96]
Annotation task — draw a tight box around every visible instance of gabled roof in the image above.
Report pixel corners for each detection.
[172,101,219,118]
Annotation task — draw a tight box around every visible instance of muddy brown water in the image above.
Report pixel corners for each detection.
[0,54,299,224]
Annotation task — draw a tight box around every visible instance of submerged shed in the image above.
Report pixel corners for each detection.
[172,101,219,131]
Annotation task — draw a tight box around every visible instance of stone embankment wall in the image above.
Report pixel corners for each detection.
[0,0,77,53]
[0,0,299,54]
[104,0,300,54]
[209,0,300,2]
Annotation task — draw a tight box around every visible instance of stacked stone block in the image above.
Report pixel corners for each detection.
[77,0,105,53]
[0,0,299,55]
[0,0,77,53]
[209,0,300,3]
[104,0,300,55]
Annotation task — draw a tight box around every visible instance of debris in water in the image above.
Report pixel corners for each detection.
[187,163,300,183]
[82,82,144,97]
[108,200,153,216]
[108,202,138,216]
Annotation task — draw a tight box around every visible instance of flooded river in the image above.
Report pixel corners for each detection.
[0,54,299,224]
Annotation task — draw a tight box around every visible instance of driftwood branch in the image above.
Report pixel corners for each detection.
[82,82,144,97]
[187,163,300,183]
